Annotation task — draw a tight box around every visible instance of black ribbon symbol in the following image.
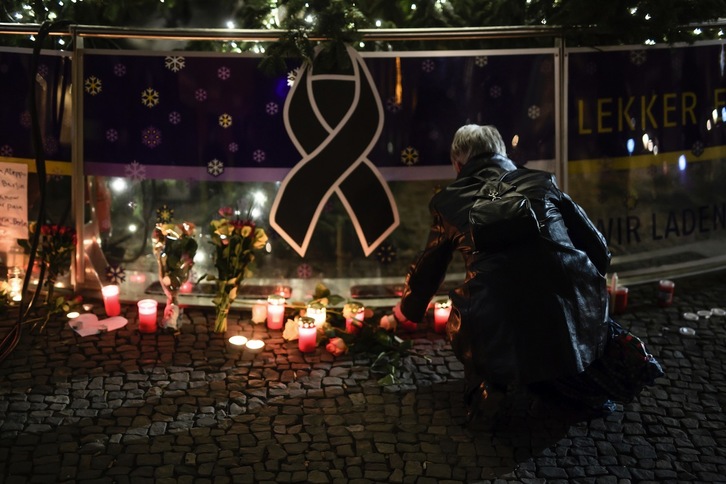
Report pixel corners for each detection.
[270,46,399,257]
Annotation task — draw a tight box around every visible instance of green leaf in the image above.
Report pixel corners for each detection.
[377,374,398,386]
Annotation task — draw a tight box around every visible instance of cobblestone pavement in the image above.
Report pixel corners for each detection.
[1,271,725,483]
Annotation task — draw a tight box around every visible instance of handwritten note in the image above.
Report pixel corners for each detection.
[0,162,28,240]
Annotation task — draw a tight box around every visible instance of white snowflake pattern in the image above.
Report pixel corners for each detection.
[691,140,704,157]
[168,111,181,125]
[297,263,313,279]
[475,56,488,67]
[489,85,502,98]
[386,97,402,113]
[287,68,300,87]
[141,88,160,108]
[218,113,233,128]
[421,59,435,73]
[207,158,224,176]
[20,111,31,128]
[401,146,419,166]
[266,102,279,115]
[527,105,541,119]
[217,66,231,80]
[195,89,208,102]
[165,55,186,72]
[228,142,239,153]
[44,136,58,155]
[142,126,162,148]
[105,265,126,285]
[113,63,126,77]
[630,50,647,66]
[84,76,102,95]
[125,160,147,181]
[252,150,266,163]
[106,129,118,142]
[0,145,12,157]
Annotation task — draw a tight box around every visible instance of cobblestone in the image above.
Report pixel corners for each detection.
[1,271,726,481]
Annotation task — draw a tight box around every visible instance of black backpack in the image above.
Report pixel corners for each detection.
[469,171,541,252]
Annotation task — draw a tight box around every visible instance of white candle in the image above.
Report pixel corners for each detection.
[251,300,268,324]
[228,335,249,347]
[245,339,265,351]
[307,302,326,327]
[267,295,286,330]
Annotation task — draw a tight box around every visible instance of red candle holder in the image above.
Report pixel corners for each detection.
[102,285,121,317]
[298,317,317,353]
[137,299,158,333]
[657,280,675,307]
[433,299,452,333]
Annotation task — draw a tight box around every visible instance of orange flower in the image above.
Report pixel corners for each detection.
[325,337,348,356]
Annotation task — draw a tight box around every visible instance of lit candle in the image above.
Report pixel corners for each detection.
[307,302,327,327]
[298,317,317,353]
[66,311,80,319]
[344,302,365,334]
[102,285,122,317]
[137,299,158,333]
[228,335,249,347]
[129,272,146,284]
[8,269,23,302]
[179,280,193,294]
[245,339,265,352]
[433,299,452,333]
[251,299,268,324]
[267,294,286,330]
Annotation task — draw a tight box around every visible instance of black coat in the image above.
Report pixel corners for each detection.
[399,154,611,385]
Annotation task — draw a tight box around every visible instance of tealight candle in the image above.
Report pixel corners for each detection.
[307,302,327,327]
[433,299,452,333]
[137,299,158,333]
[82,303,93,311]
[129,272,146,284]
[102,285,121,317]
[298,317,317,353]
[251,300,268,324]
[228,335,249,347]
[267,294,286,330]
[245,339,265,351]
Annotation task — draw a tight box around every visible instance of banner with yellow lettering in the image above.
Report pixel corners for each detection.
[567,42,726,271]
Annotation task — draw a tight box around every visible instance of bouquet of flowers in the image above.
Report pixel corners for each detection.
[281,283,428,385]
[21,222,76,303]
[204,207,268,333]
[152,222,198,331]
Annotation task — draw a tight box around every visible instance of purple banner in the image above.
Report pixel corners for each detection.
[82,50,556,181]
[0,49,72,165]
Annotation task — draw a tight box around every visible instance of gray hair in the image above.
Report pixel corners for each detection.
[450,124,507,166]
